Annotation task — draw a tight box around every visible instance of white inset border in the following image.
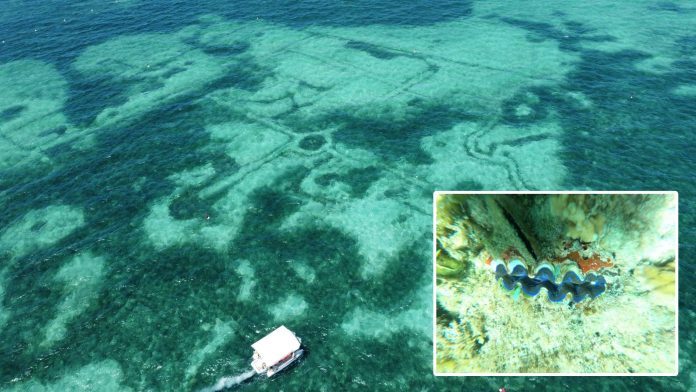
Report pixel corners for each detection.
[432,190,679,377]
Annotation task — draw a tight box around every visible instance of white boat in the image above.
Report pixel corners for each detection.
[251,326,303,377]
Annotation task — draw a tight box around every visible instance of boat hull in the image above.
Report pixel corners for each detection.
[253,348,304,377]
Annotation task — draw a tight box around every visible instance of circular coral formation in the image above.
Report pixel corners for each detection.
[298,134,326,151]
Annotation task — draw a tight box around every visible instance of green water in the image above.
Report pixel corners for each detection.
[0,1,694,391]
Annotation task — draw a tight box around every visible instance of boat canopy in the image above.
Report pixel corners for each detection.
[251,326,301,367]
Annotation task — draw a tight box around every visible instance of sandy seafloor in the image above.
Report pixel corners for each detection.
[0,1,694,391]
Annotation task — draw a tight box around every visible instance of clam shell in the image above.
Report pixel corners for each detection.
[491,259,607,303]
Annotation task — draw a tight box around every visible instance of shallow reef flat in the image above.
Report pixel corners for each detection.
[0,60,74,172]
[0,1,694,390]
[435,193,677,374]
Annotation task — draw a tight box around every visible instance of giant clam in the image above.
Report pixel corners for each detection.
[491,258,607,303]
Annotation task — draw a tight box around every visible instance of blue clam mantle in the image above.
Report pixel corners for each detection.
[492,259,607,303]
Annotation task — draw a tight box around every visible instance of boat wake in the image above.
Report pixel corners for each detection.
[198,370,256,392]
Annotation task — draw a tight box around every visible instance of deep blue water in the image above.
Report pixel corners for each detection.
[0,1,694,391]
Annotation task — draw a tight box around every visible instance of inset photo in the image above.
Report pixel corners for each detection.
[433,192,677,375]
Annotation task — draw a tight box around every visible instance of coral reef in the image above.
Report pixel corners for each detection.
[436,317,487,366]
[633,259,676,308]
[549,194,606,242]
[435,195,488,277]
[435,194,536,278]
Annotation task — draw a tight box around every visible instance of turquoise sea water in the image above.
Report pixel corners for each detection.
[0,1,694,391]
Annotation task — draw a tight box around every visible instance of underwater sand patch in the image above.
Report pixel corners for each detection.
[283,182,429,279]
[0,273,7,331]
[435,192,677,374]
[145,142,311,252]
[143,196,235,252]
[289,260,316,284]
[234,260,256,301]
[73,32,230,130]
[2,359,132,392]
[475,0,692,58]
[0,203,85,333]
[0,60,74,171]
[41,252,106,347]
[168,164,217,188]
[207,121,291,166]
[673,84,696,97]
[421,121,566,190]
[328,196,427,278]
[196,16,309,60]
[341,307,424,341]
[185,318,237,382]
[270,294,308,322]
[342,282,431,340]
[0,204,84,260]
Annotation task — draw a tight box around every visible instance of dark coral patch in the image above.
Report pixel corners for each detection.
[299,135,326,151]
[0,105,25,122]
[315,166,382,197]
